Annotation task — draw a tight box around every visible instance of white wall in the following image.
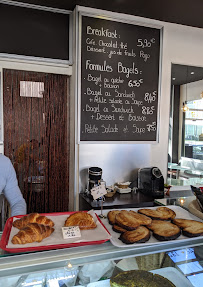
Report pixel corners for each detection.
[181,80,203,102]
[75,7,203,208]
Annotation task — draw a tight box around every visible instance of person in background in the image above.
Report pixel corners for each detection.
[0,154,27,216]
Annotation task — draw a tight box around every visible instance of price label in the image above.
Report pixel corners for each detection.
[62,226,81,239]
[91,185,107,200]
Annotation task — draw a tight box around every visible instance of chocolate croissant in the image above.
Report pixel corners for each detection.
[11,223,54,244]
[12,213,54,229]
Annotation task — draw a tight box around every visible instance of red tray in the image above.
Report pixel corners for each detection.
[0,211,111,253]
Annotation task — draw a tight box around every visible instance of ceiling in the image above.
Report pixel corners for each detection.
[11,0,203,29]
[171,64,203,86]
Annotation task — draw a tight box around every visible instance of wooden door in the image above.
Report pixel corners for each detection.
[3,69,69,213]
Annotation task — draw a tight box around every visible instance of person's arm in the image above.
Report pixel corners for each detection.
[3,159,27,217]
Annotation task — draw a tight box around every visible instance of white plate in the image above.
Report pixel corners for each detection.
[97,206,203,248]
[117,187,131,194]
[151,267,193,287]
[87,279,110,287]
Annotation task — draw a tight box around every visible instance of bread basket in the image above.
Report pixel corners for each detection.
[117,182,131,189]
[105,188,116,198]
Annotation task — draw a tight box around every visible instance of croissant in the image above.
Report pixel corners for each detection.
[64,212,97,230]
[11,223,54,244]
[12,213,54,229]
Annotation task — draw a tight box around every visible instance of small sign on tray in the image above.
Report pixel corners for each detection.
[62,226,81,239]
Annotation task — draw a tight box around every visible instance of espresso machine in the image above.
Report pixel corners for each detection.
[137,167,164,198]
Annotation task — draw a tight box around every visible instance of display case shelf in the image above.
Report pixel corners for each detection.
[1,233,203,278]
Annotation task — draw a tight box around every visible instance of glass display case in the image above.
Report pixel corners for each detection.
[1,231,203,287]
[1,200,203,287]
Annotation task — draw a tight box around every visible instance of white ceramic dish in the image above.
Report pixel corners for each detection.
[87,279,110,287]
[151,267,193,287]
[116,187,131,194]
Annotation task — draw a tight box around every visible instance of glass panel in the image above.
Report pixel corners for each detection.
[185,99,203,160]
[167,64,203,186]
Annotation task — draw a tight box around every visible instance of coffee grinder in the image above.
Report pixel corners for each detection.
[86,167,103,197]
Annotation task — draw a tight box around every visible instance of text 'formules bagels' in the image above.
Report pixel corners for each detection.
[85,60,140,78]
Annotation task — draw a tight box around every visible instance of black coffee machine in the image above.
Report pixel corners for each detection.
[137,167,164,198]
[86,167,103,197]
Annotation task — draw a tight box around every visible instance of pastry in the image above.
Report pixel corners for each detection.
[12,213,54,229]
[110,270,175,287]
[11,223,54,244]
[115,210,152,231]
[107,210,121,225]
[64,212,97,230]
[147,220,181,241]
[138,207,176,220]
[172,218,203,237]
[119,226,150,244]
[112,224,127,234]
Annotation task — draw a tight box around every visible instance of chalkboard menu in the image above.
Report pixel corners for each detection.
[80,15,161,142]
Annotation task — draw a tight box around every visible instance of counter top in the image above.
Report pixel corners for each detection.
[184,169,203,177]
[155,196,196,210]
[167,177,203,186]
[79,190,155,210]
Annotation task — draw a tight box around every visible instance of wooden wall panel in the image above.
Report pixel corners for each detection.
[3,69,69,213]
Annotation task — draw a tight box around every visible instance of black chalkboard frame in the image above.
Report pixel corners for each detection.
[77,10,163,144]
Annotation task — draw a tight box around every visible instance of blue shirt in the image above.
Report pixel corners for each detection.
[0,154,26,216]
